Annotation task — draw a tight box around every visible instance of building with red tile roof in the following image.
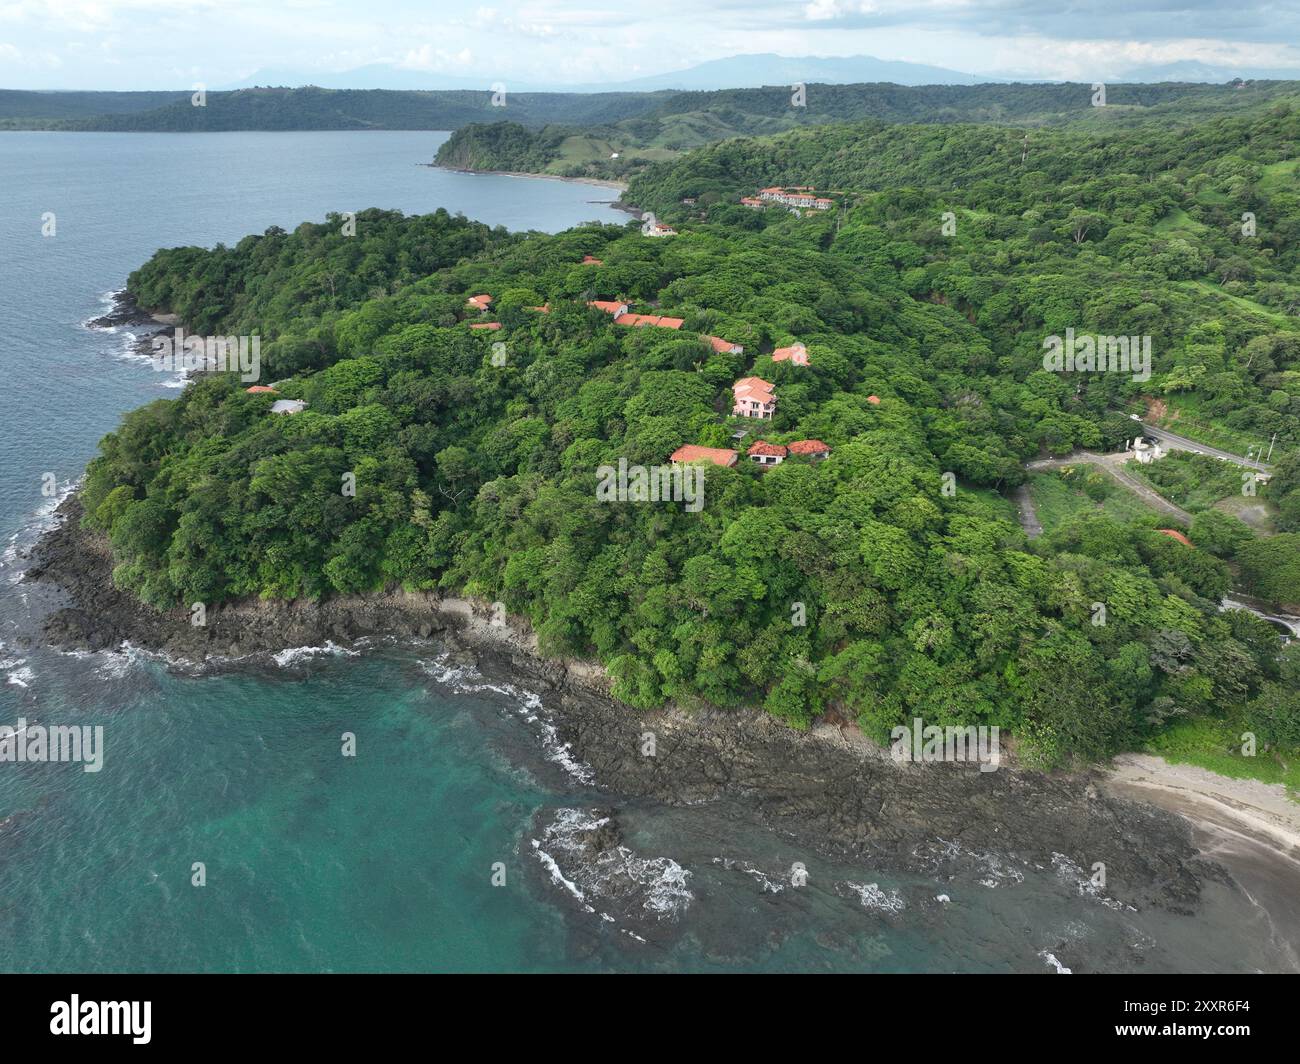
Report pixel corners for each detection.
[466,294,493,311]
[786,439,831,459]
[670,445,738,467]
[468,322,501,330]
[617,314,684,330]
[245,385,278,394]
[704,335,744,355]
[756,188,833,210]
[772,342,809,366]
[581,255,603,265]
[866,395,881,405]
[588,300,629,317]
[747,440,787,465]
[526,304,550,313]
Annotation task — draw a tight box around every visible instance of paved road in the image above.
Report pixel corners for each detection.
[1025,451,1193,526]
[1138,423,1272,472]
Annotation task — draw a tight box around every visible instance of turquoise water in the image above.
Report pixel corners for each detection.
[0,132,1292,973]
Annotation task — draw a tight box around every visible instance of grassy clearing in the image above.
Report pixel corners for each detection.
[1130,450,1248,512]
[1258,157,1299,195]
[1153,207,1207,235]
[1179,279,1294,328]
[544,135,679,175]
[1028,468,1157,533]
[1144,716,1300,799]
[1214,494,1279,534]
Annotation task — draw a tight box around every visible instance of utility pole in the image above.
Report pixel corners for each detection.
[1267,432,1277,462]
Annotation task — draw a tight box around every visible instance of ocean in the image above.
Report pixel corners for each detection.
[0,130,1291,973]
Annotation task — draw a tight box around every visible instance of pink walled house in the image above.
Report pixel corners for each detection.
[732,377,775,419]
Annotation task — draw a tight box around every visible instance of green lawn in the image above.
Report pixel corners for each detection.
[1144,717,1300,799]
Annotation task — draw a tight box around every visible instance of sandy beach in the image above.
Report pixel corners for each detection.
[1105,754,1300,969]
[430,164,629,194]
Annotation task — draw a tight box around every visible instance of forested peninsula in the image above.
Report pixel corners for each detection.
[59,96,1300,779]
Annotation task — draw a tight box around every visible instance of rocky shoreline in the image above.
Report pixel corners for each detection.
[21,492,1227,926]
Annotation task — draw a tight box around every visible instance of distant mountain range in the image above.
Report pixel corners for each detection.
[222,54,990,92]
[221,53,1300,94]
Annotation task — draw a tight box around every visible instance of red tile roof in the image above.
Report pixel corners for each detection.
[245,385,278,394]
[733,376,775,401]
[466,294,493,310]
[1157,528,1193,547]
[866,395,881,405]
[581,255,603,265]
[670,445,738,467]
[526,304,550,313]
[705,335,741,353]
[787,439,830,456]
[588,300,626,315]
[617,314,684,329]
[747,440,787,458]
[468,322,501,330]
[772,343,808,363]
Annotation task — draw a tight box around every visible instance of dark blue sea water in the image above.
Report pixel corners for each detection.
[0,131,1292,973]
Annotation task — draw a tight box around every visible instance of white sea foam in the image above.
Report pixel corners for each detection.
[0,478,80,585]
[1039,950,1072,974]
[711,856,786,893]
[419,653,594,783]
[80,289,125,329]
[530,838,586,903]
[913,836,1026,888]
[6,665,35,688]
[1051,852,1133,911]
[847,881,907,915]
[532,808,693,925]
[272,641,360,667]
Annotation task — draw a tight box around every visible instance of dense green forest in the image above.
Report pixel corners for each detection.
[0,86,668,132]
[434,81,1300,180]
[78,101,1300,773]
[629,102,1300,460]
[6,79,1297,140]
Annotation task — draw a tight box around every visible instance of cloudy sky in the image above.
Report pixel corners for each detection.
[2,0,1298,90]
